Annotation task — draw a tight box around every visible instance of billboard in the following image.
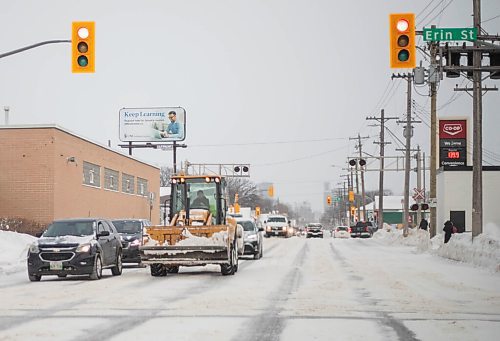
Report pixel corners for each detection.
[119,107,186,142]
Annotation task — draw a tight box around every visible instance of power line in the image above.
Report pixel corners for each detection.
[254,145,349,167]
[189,136,348,148]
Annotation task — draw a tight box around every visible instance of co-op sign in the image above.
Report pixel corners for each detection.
[119,107,186,142]
[440,121,466,139]
[439,119,467,167]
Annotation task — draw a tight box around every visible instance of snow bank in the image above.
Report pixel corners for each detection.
[0,230,36,275]
[375,226,500,272]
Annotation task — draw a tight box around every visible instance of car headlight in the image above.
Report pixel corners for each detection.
[246,234,257,240]
[76,243,91,253]
[29,242,39,254]
[282,226,287,231]
[266,226,271,231]
[130,239,141,246]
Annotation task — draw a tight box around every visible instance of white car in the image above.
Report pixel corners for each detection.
[333,226,350,238]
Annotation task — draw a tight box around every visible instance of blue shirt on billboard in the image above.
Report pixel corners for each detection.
[161,111,184,139]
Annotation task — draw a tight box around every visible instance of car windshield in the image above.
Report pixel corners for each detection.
[337,226,348,231]
[112,220,142,234]
[238,221,255,231]
[308,224,322,228]
[268,217,286,223]
[43,221,94,237]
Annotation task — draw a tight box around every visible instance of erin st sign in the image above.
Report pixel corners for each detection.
[423,27,477,41]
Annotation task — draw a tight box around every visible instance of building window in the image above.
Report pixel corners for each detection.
[83,161,101,187]
[137,177,148,196]
[122,173,135,194]
[104,168,119,191]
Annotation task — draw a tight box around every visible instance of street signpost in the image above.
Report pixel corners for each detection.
[423,27,477,41]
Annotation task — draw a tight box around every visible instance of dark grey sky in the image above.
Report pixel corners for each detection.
[1,0,499,211]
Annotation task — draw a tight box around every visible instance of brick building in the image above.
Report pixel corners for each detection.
[0,125,160,232]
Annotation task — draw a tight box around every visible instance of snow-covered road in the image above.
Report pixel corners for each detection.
[0,235,499,340]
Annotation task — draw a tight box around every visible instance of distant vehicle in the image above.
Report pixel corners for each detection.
[264,215,290,237]
[27,218,123,281]
[306,223,324,238]
[236,218,264,259]
[333,226,350,239]
[350,221,374,238]
[112,219,151,264]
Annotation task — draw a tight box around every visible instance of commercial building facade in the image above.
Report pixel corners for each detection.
[0,125,160,233]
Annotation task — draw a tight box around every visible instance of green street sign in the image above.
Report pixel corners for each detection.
[334,197,341,202]
[423,28,477,41]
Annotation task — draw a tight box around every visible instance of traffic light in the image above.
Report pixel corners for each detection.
[350,206,356,216]
[267,185,274,197]
[255,206,261,216]
[348,190,354,202]
[327,195,332,205]
[359,159,366,166]
[72,21,95,73]
[389,13,416,69]
[349,159,356,167]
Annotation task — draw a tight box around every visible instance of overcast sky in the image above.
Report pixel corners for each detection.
[1,0,499,212]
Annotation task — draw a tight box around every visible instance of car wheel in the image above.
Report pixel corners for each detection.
[89,254,102,280]
[28,273,41,282]
[111,252,123,276]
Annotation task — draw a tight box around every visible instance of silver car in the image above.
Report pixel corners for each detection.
[236,218,263,259]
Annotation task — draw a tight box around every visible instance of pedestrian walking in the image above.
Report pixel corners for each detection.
[443,220,453,243]
[419,218,428,231]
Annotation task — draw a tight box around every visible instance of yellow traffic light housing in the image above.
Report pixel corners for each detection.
[255,206,261,216]
[327,195,332,205]
[72,21,95,73]
[267,185,274,197]
[389,13,416,69]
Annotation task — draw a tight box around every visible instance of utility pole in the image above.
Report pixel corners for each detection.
[392,73,420,237]
[429,37,438,238]
[3,106,9,125]
[472,0,483,237]
[349,134,369,221]
[367,109,398,228]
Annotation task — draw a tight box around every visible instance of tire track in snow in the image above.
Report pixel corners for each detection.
[234,241,308,341]
[329,242,419,341]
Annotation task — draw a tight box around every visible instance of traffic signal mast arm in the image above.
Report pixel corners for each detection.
[0,40,71,59]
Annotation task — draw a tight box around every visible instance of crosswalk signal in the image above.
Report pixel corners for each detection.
[327,195,332,205]
[389,13,416,69]
[72,21,95,73]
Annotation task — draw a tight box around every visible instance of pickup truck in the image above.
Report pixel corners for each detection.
[350,221,374,238]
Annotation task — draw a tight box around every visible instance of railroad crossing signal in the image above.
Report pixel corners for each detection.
[72,21,95,73]
[412,188,425,201]
[389,13,416,69]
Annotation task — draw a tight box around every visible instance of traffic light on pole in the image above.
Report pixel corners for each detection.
[327,195,332,205]
[389,13,416,69]
[72,21,95,73]
[267,185,274,197]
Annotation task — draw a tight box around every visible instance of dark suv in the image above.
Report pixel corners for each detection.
[112,219,151,264]
[350,221,374,238]
[27,218,123,281]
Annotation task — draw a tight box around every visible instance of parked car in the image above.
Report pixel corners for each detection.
[350,221,374,238]
[333,226,350,238]
[27,218,123,281]
[236,218,263,259]
[306,223,324,238]
[112,219,151,264]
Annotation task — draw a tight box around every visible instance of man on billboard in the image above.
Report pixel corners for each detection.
[160,111,184,139]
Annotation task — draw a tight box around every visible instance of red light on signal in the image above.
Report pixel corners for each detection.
[396,19,409,32]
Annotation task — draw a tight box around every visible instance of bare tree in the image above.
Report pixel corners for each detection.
[226,177,259,207]
[160,166,173,187]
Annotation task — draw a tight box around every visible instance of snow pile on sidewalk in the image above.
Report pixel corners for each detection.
[374,223,500,272]
[0,230,36,275]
